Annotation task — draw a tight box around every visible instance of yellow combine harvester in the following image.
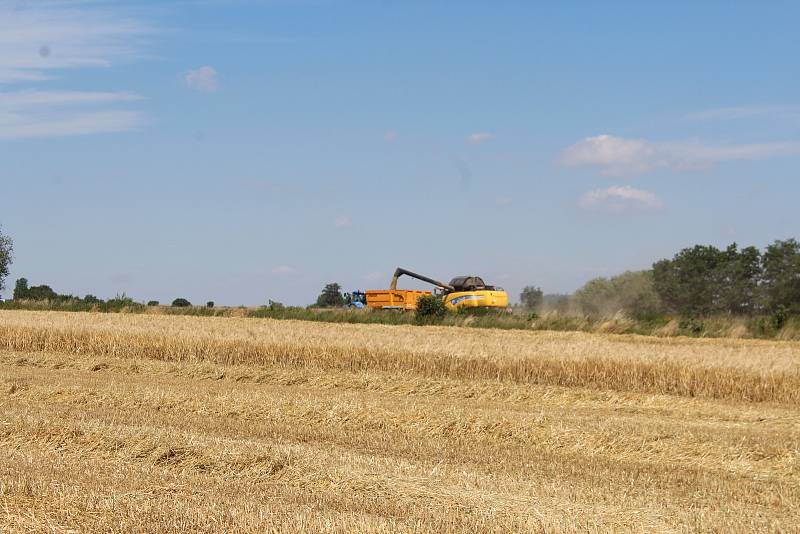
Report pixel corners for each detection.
[366,267,509,311]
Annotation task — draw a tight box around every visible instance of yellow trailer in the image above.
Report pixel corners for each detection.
[365,289,430,311]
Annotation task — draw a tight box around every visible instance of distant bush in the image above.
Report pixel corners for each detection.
[172,298,191,307]
[574,271,663,320]
[206,301,214,308]
[266,300,285,310]
[25,284,59,301]
[108,293,134,305]
[105,293,136,311]
[519,286,543,310]
[13,278,28,300]
[147,300,159,306]
[11,277,85,303]
[415,295,448,323]
[678,317,705,336]
[83,294,102,304]
[316,283,345,308]
[772,305,788,330]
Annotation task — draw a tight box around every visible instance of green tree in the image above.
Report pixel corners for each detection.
[573,271,663,319]
[13,277,28,300]
[761,239,800,314]
[0,227,12,294]
[519,286,544,310]
[613,270,663,319]
[573,277,615,316]
[717,244,761,315]
[653,245,724,316]
[172,298,191,307]
[26,284,59,301]
[653,243,764,316]
[316,283,345,307]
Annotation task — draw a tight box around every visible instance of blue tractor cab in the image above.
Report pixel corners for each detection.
[345,290,367,309]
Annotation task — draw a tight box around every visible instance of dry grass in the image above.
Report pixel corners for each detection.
[1,310,798,532]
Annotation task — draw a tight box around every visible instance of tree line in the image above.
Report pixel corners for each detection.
[522,239,800,320]
[2,225,798,319]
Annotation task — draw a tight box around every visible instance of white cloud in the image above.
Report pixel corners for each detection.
[334,215,352,228]
[0,90,145,139]
[271,265,295,275]
[578,186,664,214]
[467,132,494,144]
[184,66,219,92]
[0,90,142,109]
[0,110,143,140]
[559,134,800,176]
[559,135,657,176]
[0,3,150,85]
[0,3,149,139]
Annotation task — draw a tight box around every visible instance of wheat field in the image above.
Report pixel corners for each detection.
[0,310,798,532]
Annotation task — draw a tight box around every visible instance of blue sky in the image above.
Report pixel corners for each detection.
[2,1,799,305]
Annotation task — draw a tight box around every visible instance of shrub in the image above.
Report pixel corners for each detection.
[104,293,136,312]
[26,284,59,301]
[266,300,285,310]
[519,286,543,310]
[772,305,788,330]
[172,298,191,307]
[83,294,102,304]
[107,293,134,305]
[206,301,215,308]
[574,271,663,319]
[415,295,448,323]
[678,317,705,336]
[147,300,159,306]
[316,283,345,308]
[13,278,28,300]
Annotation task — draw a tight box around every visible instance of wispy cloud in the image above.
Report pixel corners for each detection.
[271,265,296,275]
[559,134,800,176]
[0,90,142,109]
[0,2,151,85]
[0,2,150,139]
[495,196,513,206]
[184,66,219,92]
[334,215,353,228]
[0,110,143,140]
[467,132,494,145]
[578,185,664,214]
[383,130,397,142]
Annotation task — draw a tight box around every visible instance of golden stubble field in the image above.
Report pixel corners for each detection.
[0,310,798,533]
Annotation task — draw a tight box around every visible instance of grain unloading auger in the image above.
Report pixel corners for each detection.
[366,267,509,311]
